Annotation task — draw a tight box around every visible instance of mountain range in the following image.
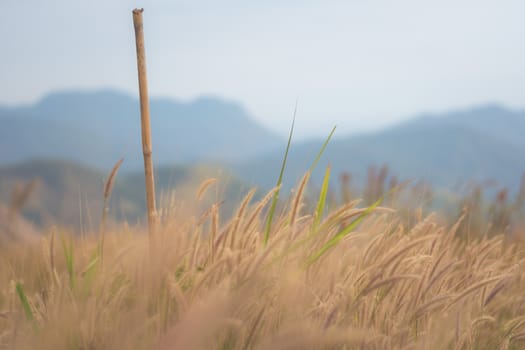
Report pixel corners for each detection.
[0,89,284,169]
[235,104,525,192]
[0,89,524,229]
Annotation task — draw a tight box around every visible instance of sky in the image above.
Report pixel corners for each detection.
[1,0,524,138]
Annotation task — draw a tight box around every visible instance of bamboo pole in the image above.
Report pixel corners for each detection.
[132,8,157,249]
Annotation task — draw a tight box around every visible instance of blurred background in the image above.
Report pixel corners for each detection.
[1,0,524,231]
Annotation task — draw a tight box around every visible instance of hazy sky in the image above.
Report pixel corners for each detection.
[2,0,524,138]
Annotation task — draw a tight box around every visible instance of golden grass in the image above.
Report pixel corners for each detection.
[1,179,525,350]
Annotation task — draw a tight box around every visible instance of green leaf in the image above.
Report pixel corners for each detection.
[15,283,34,322]
[305,196,383,266]
[309,126,336,173]
[264,101,297,245]
[312,165,331,230]
[16,282,38,331]
[81,247,100,297]
[61,235,75,289]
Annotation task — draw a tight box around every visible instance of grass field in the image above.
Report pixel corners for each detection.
[1,172,525,350]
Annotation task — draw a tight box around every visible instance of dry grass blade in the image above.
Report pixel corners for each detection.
[289,172,311,228]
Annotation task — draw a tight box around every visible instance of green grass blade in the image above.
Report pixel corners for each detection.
[306,196,383,267]
[61,235,75,289]
[85,250,100,276]
[264,101,297,245]
[15,283,34,322]
[309,125,336,173]
[312,165,331,230]
[81,249,100,298]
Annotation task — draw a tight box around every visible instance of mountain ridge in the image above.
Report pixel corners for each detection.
[1,89,524,194]
[0,89,284,169]
[232,104,525,191]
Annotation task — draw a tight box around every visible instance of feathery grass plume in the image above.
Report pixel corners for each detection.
[99,158,124,264]
[449,275,508,307]
[361,274,420,296]
[411,294,454,321]
[210,202,220,264]
[289,172,311,229]
[501,316,525,348]
[483,279,508,306]
[470,315,496,330]
[379,234,439,270]
[197,200,225,226]
[243,186,280,234]
[196,178,218,201]
[315,199,360,232]
[229,188,257,250]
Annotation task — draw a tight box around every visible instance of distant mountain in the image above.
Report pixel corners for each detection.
[0,89,284,169]
[233,104,525,192]
[0,159,254,231]
[2,88,524,205]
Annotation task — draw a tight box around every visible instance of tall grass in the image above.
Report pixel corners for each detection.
[1,177,524,349]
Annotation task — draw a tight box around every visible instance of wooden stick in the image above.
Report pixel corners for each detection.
[132,8,158,250]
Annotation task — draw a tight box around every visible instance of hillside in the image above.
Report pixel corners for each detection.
[0,89,284,169]
[0,159,252,231]
[1,89,524,198]
[233,104,525,192]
